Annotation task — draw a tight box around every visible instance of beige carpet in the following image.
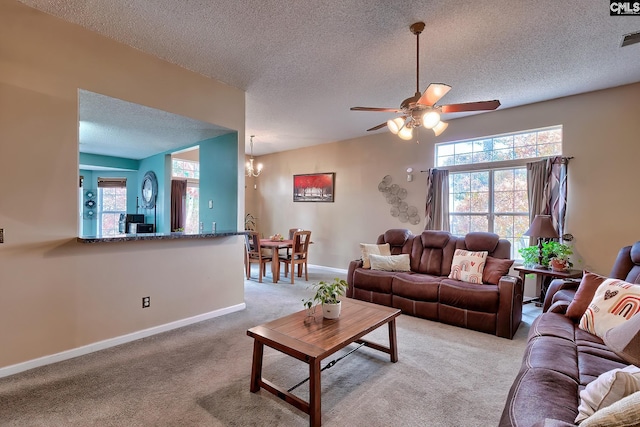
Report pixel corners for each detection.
[0,267,531,426]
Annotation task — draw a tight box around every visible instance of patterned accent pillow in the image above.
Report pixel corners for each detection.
[580,390,640,427]
[578,278,640,338]
[359,243,391,269]
[369,254,411,272]
[448,249,488,284]
[575,365,640,423]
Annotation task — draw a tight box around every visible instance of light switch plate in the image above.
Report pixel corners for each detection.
[208,200,213,209]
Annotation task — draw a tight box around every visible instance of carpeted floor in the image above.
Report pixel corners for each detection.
[0,267,534,426]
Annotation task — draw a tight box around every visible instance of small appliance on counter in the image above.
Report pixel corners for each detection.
[125,214,144,233]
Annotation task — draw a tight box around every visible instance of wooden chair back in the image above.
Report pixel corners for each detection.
[291,230,311,259]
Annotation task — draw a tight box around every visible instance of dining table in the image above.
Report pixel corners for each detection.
[259,239,293,283]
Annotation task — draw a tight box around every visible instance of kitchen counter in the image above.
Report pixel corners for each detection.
[77,230,247,243]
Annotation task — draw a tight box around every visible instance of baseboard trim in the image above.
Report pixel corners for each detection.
[308,264,348,275]
[0,303,246,379]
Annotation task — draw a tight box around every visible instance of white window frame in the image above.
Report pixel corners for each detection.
[436,126,563,258]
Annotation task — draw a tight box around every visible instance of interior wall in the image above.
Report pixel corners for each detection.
[254,82,640,275]
[0,1,246,370]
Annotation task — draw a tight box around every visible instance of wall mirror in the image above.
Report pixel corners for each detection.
[78,89,234,237]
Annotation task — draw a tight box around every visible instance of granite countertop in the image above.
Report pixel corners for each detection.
[77,230,248,243]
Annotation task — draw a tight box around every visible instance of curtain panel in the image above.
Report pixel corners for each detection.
[170,179,187,231]
[424,168,450,231]
[526,156,570,242]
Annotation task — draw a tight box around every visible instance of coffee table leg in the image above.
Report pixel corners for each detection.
[250,340,264,393]
[388,319,398,363]
[309,357,321,427]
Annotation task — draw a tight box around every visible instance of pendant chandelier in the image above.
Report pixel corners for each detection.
[246,135,263,177]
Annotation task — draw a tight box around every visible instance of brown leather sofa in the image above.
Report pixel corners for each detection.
[499,242,640,427]
[346,229,523,339]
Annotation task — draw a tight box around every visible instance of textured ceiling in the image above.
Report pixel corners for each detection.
[19,0,640,157]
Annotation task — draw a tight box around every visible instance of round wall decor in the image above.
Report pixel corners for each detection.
[141,171,158,209]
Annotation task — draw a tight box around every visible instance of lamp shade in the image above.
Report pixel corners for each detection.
[604,313,640,366]
[387,117,404,134]
[422,111,440,129]
[432,120,448,137]
[523,214,559,238]
[398,126,413,140]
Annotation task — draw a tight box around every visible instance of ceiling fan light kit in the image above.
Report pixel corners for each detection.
[351,21,500,141]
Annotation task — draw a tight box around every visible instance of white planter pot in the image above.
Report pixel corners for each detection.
[322,301,342,319]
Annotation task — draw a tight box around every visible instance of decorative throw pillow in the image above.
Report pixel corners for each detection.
[578,278,640,338]
[369,254,411,272]
[448,249,488,284]
[481,256,514,285]
[580,390,640,427]
[566,271,608,322]
[359,243,391,269]
[575,365,640,423]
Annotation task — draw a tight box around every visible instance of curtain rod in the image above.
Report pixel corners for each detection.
[420,156,574,173]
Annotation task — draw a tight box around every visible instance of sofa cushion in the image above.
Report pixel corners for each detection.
[352,268,395,294]
[448,249,488,284]
[566,272,608,321]
[369,254,411,272]
[482,256,514,285]
[579,278,640,338]
[391,273,440,301]
[575,365,640,423]
[411,231,455,275]
[439,279,499,312]
[359,243,391,269]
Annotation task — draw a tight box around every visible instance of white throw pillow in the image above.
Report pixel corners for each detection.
[578,278,640,338]
[575,365,640,423]
[448,249,488,284]
[360,243,391,269]
[368,254,411,272]
[580,390,640,427]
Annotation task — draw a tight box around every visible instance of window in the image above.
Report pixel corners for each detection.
[172,158,200,234]
[97,178,127,236]
[436,126,562,258]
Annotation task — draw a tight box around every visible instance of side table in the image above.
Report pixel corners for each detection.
[514,266,583,307]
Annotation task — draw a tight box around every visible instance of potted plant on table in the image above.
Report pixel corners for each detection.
[543,241,574,271]
[303,278,348,319]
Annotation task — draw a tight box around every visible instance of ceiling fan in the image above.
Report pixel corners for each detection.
[350,21,500,140]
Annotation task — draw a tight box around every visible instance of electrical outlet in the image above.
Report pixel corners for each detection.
[0,228,3,243]
[142,296,150,308]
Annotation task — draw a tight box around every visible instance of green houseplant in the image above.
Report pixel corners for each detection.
[519,241,573,270]
[303,278,348,319]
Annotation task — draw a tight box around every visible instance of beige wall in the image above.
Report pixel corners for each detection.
[251,83,640,275]
[0,1,246,370]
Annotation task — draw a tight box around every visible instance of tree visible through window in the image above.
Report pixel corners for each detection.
[436,126,562,258]
[172,158,199,234]
[99,187,126,236]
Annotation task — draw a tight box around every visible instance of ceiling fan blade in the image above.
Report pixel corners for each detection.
[417,83,452,106]
[350,107,402,112]
[366,122,388,131]
[440,100,501,113]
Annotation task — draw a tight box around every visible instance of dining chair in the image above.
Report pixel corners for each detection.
[282,228,302,257]
[280,230,311,284]
[244,231,271,283]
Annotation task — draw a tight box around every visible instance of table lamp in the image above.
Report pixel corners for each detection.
[523,214,559,268]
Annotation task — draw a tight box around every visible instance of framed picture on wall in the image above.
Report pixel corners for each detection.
[293,172,335,202]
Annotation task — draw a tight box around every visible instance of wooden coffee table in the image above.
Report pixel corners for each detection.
[247,298,401,427]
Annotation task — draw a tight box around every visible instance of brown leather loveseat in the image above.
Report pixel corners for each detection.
[346,229,523,339]
[499,241,640,426]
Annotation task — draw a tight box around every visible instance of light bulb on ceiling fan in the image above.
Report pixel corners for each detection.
[387,117,405,135]
[398,126,413,140]
[422,110,440,129]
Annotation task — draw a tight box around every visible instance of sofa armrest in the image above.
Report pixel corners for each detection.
[496,274,524,339]
[347,259,363,298]
[547,300,570,314]
[543,278,580,312]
